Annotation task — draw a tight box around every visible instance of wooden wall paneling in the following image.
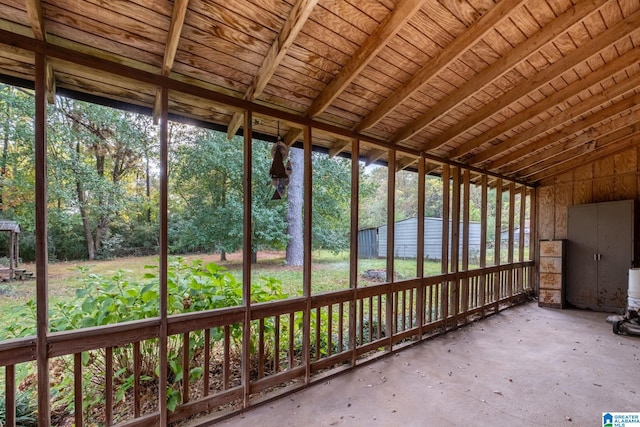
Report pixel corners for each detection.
[614,148,637,199]
[554,183,572,239]
[573,179,593,205]
[593,177,616,202]
[538,186,555,240]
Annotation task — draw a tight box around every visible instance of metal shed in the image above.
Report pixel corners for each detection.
[377,217,481,260]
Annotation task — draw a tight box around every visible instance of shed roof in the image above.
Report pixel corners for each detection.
[0,0,638,185]
[0,220,20,233]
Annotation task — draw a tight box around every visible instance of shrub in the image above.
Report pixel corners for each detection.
[0,389,37,427]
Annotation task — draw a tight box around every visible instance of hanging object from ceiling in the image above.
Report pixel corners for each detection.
[270,123,292,200]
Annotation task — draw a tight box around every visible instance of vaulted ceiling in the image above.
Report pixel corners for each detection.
[0,0,639,185]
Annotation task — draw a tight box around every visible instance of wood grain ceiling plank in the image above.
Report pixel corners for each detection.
[306,0,427,118]
[499,102,640,175]
[227,0,319,138]
[405,0,608,151]
[355,0,524,133]
[475,91,640,166]
[440,9,640,159]
[525,128,640,184]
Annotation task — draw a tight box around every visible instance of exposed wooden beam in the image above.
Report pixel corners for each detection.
[502,109,640,176]
[524,127,640,183]
[162,0,189,76]
[154,0,189,124]
[429,10,640,156]
[534,131,640,186]
[490,94,640,172]
[45,59,55,104]
[328,139,350,158]
[396,156,418,171]
[477,74,640,169]
[284,127,304,147]
[356,0,523,133]
[25,0,46,41]
[365,149,386,165]
[307,0,427,119]
[227,0,318,138]
[0,28,531,187]
[390,0,607,144]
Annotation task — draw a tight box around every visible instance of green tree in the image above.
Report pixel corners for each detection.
[48,98,155,259]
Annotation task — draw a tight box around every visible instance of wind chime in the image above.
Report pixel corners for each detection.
[269,122,292,200]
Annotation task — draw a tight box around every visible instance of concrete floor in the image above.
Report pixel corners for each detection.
[220,302,640,426]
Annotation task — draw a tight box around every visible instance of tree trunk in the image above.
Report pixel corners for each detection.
[75,141,96,260]
[77,180,96,260]
[285,147,304,266]
[220,250,227,261]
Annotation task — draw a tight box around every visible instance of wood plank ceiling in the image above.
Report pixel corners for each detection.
[0,0,639,185]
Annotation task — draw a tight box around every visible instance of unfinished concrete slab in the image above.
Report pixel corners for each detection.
[220,302,640,426]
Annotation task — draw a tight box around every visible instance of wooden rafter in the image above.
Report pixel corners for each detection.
[328,140,351,158]
[162,0,189,77]
[508,110,640,176]
[429,9,640,156]
[477,75,640,169]
[306,0,427,119]
[153,0,189,123]
[284,127,304,147]
[45,59,55,104]
[356,0,523,133]
[529,129,640,184]
[227,0,319,138]
[365,149,386,166]
[490,93,640,172]
[396,156,418,171]
[25,0,45,41]
[390,0,607,145]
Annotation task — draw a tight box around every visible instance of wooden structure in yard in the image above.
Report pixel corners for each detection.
[0,221,20,281]
[0,0,638,426]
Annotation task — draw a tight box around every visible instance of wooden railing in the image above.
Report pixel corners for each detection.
[0,262,533,426]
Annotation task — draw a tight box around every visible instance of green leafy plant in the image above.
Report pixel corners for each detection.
[0,389,37,427]
[5,257,288,419]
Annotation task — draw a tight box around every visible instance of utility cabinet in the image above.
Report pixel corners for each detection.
[539,240,565,308]
[567,199,635,312]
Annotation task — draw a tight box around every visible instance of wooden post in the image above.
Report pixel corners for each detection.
[159,86,169,427]
[479,175,488,317]
[441,164,450,325]
[528,187,537,291]
[35,51,51,427]
[494,179,502,312]
[461,169,470,323]
[349,138,359,366]
[386,150,395,350]
[508,182,516,303]
[416,157,425,337]
[303,126,312,384]
[450,167,460,327]
[242,111,252,407]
